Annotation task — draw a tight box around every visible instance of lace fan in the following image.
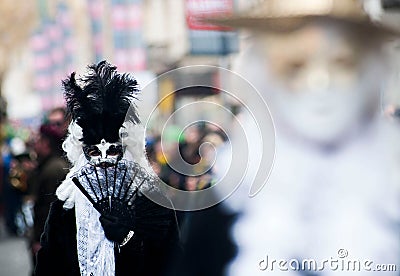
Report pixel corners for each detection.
[72,160,175,236]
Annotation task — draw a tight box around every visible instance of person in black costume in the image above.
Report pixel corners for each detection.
[35,61,180,276]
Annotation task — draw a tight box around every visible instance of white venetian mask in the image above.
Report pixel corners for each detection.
[83,139,126,167]
[256,21,385,145]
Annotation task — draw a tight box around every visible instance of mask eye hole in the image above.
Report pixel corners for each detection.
[87,146,101,157]
[106,145,122,156]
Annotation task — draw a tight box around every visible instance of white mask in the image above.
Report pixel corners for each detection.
[255,23,386,146]
[83,139,125,167]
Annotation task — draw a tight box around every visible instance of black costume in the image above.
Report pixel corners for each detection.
[35,61,181,276]
[36,199,180,276]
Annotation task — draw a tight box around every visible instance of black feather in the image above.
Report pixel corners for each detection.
[63,61,140,145]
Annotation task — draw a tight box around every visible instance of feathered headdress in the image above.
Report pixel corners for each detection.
[63,60,140,145]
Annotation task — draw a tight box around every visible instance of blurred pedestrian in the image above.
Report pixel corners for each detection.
[45,106,69,135]
[28,123,68,273]
[1,139,16,235]
[8,138,35,236]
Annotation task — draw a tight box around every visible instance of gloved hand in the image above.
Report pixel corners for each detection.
[99,214,131,244]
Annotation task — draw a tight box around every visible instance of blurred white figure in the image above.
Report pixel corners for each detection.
[212,0,400,275]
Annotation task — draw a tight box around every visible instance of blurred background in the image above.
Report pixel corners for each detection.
[0,0,400,275]
[0,1,243,274]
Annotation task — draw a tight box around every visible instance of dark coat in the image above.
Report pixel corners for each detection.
[30,155,69,243]
[173,204,238,276]
[35,199,181,276]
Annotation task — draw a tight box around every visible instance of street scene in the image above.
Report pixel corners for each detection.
[1,0,400,275]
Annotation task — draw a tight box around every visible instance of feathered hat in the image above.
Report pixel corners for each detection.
[63,60,140,145]
[205,0,399,36]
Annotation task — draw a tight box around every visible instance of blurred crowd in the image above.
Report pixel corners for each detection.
[0,107,69,273]
[146,122,227,192]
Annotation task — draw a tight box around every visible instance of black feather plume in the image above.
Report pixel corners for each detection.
[63,61,140,145]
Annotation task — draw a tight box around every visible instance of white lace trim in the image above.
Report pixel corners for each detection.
[75,190,115,276]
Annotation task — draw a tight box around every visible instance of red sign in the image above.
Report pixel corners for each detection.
[185,0,234,31]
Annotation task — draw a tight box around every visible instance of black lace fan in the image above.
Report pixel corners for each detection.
[72,160,175,238]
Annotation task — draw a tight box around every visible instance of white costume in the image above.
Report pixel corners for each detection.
[222,114,400,275]
[212,2,400,274]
